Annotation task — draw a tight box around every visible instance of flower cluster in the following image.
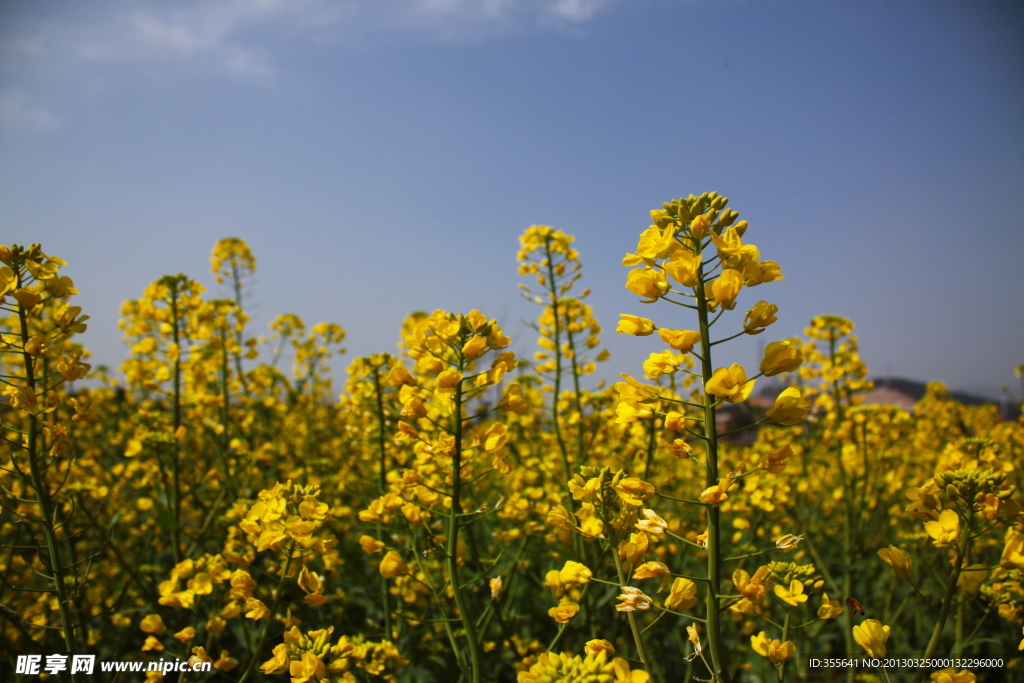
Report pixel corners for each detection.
[3,211,1022,683]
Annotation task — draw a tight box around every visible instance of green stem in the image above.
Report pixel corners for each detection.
[777,611,790,682]
[372,367,394,642]
[449,369,482,683]
[237,541,296,683]
[694,249,730,683]
[644,418,657,480]
[827,333,856,683]
[16,278,78,682]
[407,537,470,681]
[169,282,183,565]
[911,516,971,683]
[543,242,572,486]
[612,551,653,678]
[185,329,235,557]
[230,262,246,380]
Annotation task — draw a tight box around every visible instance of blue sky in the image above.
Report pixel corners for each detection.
[2,0,1022,400]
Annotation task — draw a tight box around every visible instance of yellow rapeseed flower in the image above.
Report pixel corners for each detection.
[758,445,792,473]
[925,509,961,547]
[759,339,803,376]
[733,567,769,604]
[615,587,652,612]
[379,551,409,579]
[956,564,987,597]
[773,580,808,607]
[750,632,795,664]
[663,411,687,432]
[140,614,167,635]
[615,478,656,506]
[705,364,754,402]
[930,669,976,683]
[548,598,580,623]
[617,314,656,336]
[625,267,669,302]
[1000,531,1024,570]
[634,225,676,260]
[213,650,238,672]
[635,509,667,536]
[632,562,670,580]
[244,598,270,620]
[665,251,701,287]
[665,577,698,611]
[743,301,779,333]
[544,570,565,599]
[189,647,213,670]
[584,639,615,656]
[667,438,692,459]
[497,384,529,414]
[699,481,730,506]
[710,270,743,310]
[686,624,703,661]
[877,545,912,580]
[559,561,593,585]
[643,350,684,379]
[765,388,810,425]
[817,593,845,620]
[658,328,701,352]
[173,626,196,643]
[141,636,164,652]
[853,619,891,658]
[289,652,327,683]
[358,535,385,554]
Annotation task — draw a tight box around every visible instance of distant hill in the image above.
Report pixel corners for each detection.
[869,377,997,407]
[751,376,1019,419]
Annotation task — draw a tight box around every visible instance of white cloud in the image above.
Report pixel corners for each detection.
[412,0,518,20]
[0,0,620,114]
[7,35,46,56]
[123,7,277,79]
[0,88,59,130]
[74,0,619,74]
[368,0,619,41]
[63,1,311,81]
[401,0,616,29]
[548,0,610,22]
[131,13,220,55]
[409,0,613,23]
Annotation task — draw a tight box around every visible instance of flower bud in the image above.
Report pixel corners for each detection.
[690,214,710,238]
[617,314,656,336]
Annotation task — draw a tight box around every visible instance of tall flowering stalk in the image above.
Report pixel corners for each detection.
[1,244,91,678]
[615,194,805,682]
[209,237,257,380]
[387,309,520,683]
[797,315,871,681]
[517,226,608,486]
[343,352,403,641]
[120,274,208,563]
[899,447,1021,683]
